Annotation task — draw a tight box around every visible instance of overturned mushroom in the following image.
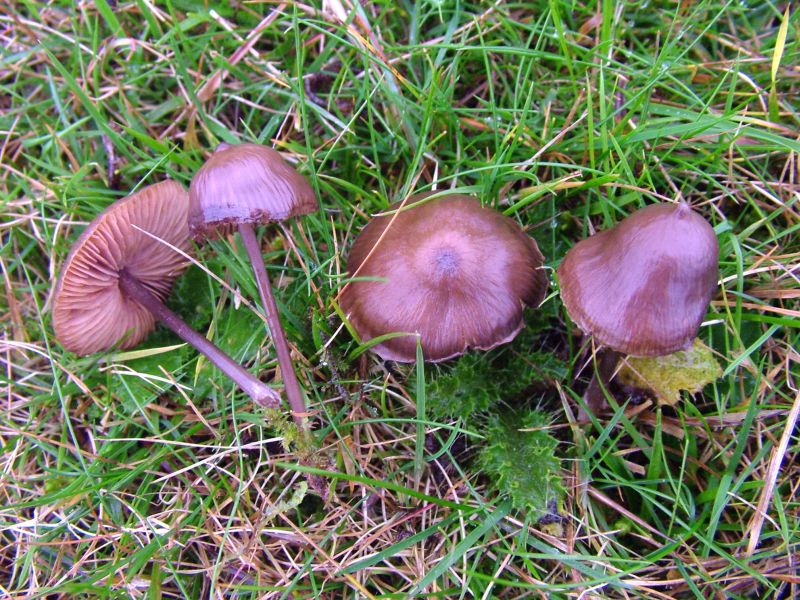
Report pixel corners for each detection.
[557,202,718,412]
[52,180,280,407]
[340,193,547,362]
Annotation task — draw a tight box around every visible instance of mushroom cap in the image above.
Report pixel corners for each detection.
[188,143,318,238]
[340,193,547,362]
[53,180,192,355]
[557,202,719,357]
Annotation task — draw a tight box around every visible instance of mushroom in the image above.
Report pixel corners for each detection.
[52,180,280,407]
[557,202,718,412]
[339,193,548,362]
[189,143,319,424]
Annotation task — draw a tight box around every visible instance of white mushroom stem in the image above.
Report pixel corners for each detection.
[238,223,308,427]
[118,269,280,408]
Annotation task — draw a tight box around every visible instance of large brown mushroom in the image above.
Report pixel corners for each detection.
[189,143,319,425]
[340,193,547,362]
[52,180,279,407]
[557,202,718,412]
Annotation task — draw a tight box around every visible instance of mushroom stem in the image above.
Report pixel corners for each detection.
[118,269,280,408]
[582,348,621,419]
[238,223,308,427]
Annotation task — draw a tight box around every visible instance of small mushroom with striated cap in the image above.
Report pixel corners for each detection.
[558,202,718,356]
[340,193,548,362]
[189,142,319,426]
[52,180,280,408]
[557,202,719,413]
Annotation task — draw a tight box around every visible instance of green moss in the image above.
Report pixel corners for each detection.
[426,350,567,421]
[262,408,316,459]
[480,410,564,517]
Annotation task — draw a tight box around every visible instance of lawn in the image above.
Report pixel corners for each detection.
[1,0,798,598]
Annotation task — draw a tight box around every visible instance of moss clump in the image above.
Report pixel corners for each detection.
[426,351,566,420]
[480,410,564,517]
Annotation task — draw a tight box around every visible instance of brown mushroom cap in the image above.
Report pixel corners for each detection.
[340,193,547,362]
[557,202,718,357]
[188,143,318,238]
[53,180,191,355]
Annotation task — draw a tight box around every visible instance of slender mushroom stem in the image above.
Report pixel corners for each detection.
[238,223,308,427]
[118,269,280,408]
[582,348,621,420]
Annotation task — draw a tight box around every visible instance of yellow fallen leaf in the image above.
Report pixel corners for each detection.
[618,339,722,406]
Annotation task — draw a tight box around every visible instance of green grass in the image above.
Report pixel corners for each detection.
[1,0,799,597]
